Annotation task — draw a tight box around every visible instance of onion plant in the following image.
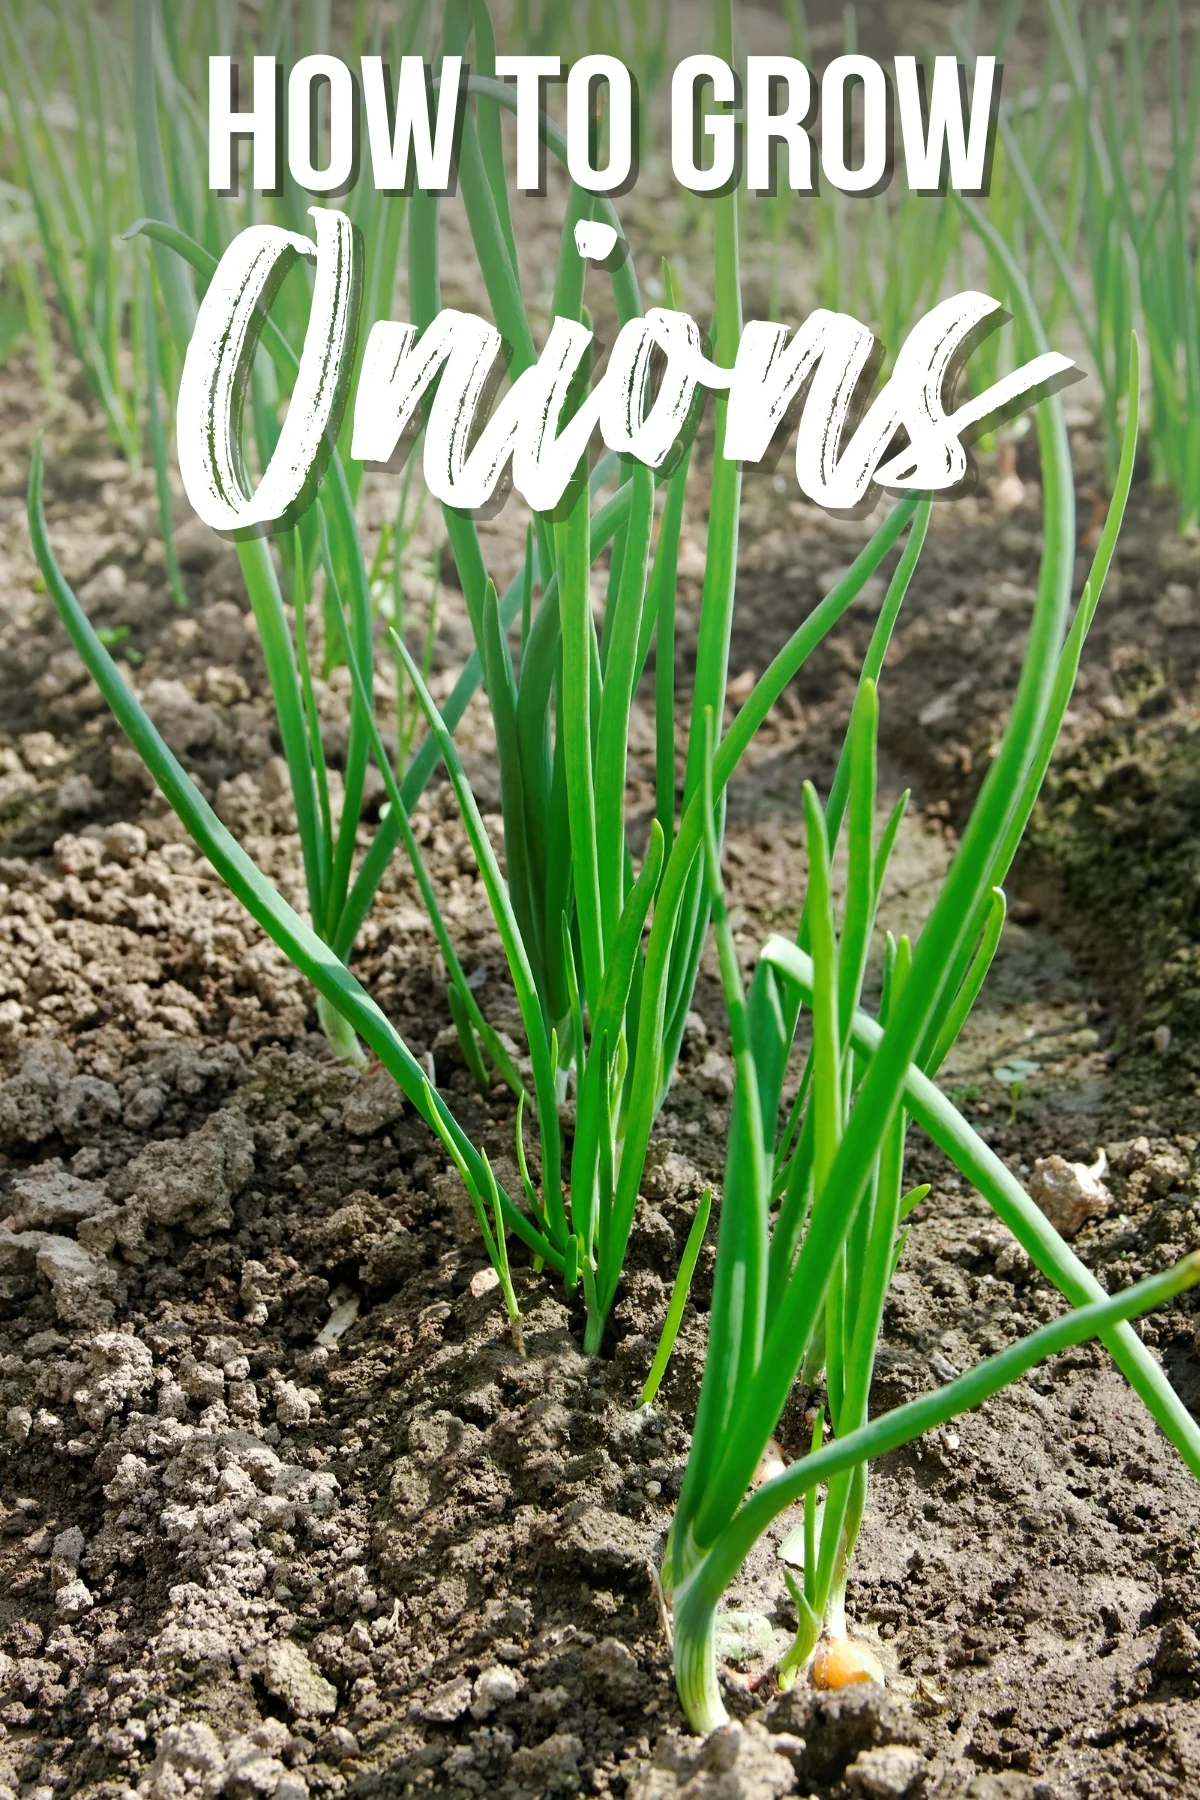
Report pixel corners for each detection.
[764,3,963,346]
[367,0,965,1356]
[665,307,1200,1726]
[27,437,557,1343]
[0,4,144,460]
[24,0,1091,1372]
[29,0,1199,1387]
[960,0,1199,519]
[29,0,937,1355]
[0,3,195,607]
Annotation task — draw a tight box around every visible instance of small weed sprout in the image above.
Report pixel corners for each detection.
[992,1057,1042,1121]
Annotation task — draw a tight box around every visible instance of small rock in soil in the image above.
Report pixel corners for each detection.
[1027,1153,1111,1238]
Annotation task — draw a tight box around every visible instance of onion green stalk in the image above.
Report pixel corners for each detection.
[673,1247,1200,1730]
[639,1191,712,1410]
[0,5,143,459]
[983,0,1199,521]
[665,319,1200,1727]
[28,0,1178,1382]
[389,0,937,1352]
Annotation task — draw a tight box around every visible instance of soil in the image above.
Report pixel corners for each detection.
[4,82,1200,1800]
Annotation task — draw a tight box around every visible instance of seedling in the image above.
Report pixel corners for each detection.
[992,1056,1041,1121]
[24,0,1200,1402]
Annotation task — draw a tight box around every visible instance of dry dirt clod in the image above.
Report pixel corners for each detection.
[418,1672,473,1723]
[341,1064,405,1135]
[627,1720,797,1799]
[125,1106,255,1238]
[5,1404,32,1442]
[470,1662,524,1718]
[138,1720,227,1799]
[1027,1152,1111,1238]
[8,1161,108,1232]
[262,1639,338,1721]
[53,1575,93,1620]
[35,1233,117,1325]
[845,1743,927,1798]
[0,1038,76,1150]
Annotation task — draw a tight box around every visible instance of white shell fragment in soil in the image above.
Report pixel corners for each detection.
[1028,1152,1111,1240]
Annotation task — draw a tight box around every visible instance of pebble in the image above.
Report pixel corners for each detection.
[1028,1153,1111,1239]
[54,1577,94,1620]
[471,1664,525,1719]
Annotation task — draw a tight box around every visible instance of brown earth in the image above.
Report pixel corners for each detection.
[2,133,1200,1800]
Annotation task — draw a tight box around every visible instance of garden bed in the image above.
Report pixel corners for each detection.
[1,289,1200,1800]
